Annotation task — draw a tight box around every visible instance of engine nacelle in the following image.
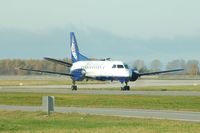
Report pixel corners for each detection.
[71,69,86,81]
[130,70,139,81]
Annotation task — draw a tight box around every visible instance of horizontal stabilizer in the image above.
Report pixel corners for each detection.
[44,57,72,67]
[99,58,111,61]
[88,57,111,61]
[139,69,184,76]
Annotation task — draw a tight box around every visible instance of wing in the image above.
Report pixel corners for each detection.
[44,57,72,67]
[139,69,184,76]
[17,67,72,76]
[16,67,103,81]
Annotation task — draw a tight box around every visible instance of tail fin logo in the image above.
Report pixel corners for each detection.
[71,41,78,60]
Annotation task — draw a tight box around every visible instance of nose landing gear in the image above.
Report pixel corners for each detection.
[71,80,77,91]
[121,82,130,91]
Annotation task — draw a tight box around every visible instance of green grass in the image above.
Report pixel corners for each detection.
[73,85,200,91]
[0,111,199,133]
[158,75,200,80]
[142,75,200,80]
[83,85,200,91]
[134,85,200,91]
[0,80,70,86]
[0,92,200,111]
[0,80,105,86]
[1,78,200,91]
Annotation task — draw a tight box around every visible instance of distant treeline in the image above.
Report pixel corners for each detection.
[132,59,199,75]
[0,59,199,75]
[0,59,70,75]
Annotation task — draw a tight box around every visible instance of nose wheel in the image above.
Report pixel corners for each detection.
[71,80,77,91]
[121,82,130,91]
[121,86,130,91]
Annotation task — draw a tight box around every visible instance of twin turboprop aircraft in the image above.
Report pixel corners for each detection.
[19,32,184,91]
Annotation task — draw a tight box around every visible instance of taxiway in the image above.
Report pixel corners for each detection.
[0,105,199,122]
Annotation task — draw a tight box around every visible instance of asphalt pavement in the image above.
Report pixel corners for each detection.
[1,80,200,122]
[0,105,199,122]
[1,80,200,95]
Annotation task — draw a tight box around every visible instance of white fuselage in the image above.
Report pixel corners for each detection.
[70,60,132,78]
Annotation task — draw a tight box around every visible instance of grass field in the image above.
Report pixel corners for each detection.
[0,80,69,86]
[1,78,200,91]
[0,75,200,87]
[0,111,199,133]
[0,92,200,112]
[141,75,200,80]
[133,85,200,91]
[71,85,200,91]
[0,80,105,86]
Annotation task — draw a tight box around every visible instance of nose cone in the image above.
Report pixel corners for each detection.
[130,69,140,81]
[127,69,133,77]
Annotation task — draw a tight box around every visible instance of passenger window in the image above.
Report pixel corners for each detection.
[112,65,116,68]
[117,65,124,68]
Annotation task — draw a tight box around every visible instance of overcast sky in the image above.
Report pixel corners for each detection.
[0,0,200,63]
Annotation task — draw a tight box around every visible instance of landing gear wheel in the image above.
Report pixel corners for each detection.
[121,86,130,91]
[125,86,130,91]
[71,80,77,91]
[72,85,77,91]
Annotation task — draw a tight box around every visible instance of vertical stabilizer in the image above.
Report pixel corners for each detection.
[70,32,88,63]
[70,32,79,63]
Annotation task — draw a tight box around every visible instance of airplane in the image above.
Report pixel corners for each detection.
[18,32,184,91]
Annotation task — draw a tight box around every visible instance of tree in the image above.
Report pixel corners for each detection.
[150,59,162,71]
[0,59,71,75]
[186,60,199,75]
[166,59,186,69]
[132,60,148,73]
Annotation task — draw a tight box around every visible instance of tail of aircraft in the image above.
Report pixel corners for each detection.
[70,32,88,63]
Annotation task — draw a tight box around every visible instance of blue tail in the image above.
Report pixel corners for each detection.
[70,32,89,63]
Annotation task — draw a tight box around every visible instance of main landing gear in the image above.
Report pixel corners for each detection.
[71,80,77,91]
[121,82,130,91]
